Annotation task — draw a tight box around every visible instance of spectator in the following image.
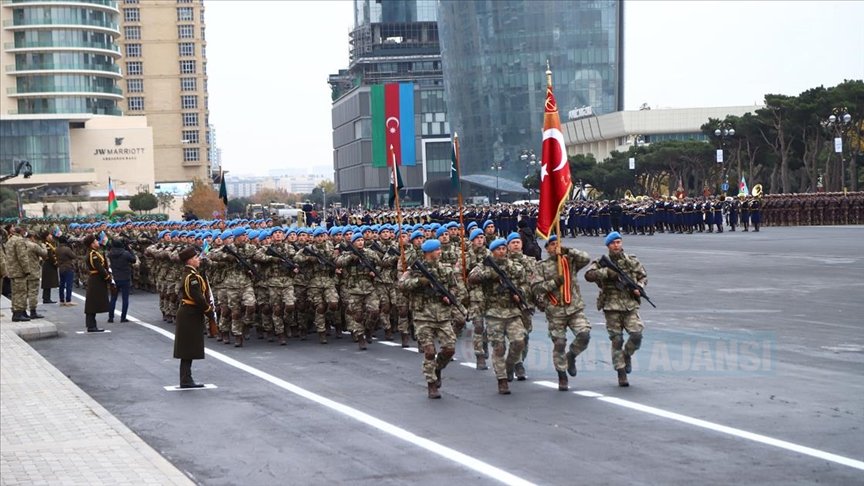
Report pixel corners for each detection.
[108,239,137,323]
[56,236,77,306]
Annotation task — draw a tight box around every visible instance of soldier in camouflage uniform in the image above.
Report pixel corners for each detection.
[465,228,490,369]
[530,235,592,391]
[372,226,407,345]
[293,228,339,342]
[585,231,648,387]
[336,233,382,350]
[505,232,535,381]
[209,228,258,347]
[24,232,48,318]
[253,227,297,345]
[247,230,271,340]
[204,233,231,343]
[397,238,465,399]
[6,228,35,321]
[291,229,313,340]
[468,238,530,395]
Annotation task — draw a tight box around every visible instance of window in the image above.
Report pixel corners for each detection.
[124,8,139,22]
[201,27,206,40]
[126,61,142,75]
[178,42,194,57]
[177,7,193,21]
[182,130,199,144]
[179,60,196,74]
[125,43,141,57]
[125,0,139,3]
[128,97,143,111]
[183,147,199,162]
[127,79,143,93]
[178,25,194,39]
[181,95,197,109]
[124,26,140,40]
[182,112,198,127]
[180,77,196,91]
[177,0,192,3]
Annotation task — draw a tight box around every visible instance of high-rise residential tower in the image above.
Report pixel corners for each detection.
[118,0,210,183]
[438,0,624,181]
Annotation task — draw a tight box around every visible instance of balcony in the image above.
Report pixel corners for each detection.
[3,17,120,33]
[7,85,123,97]
[15,105,122,116]
[6,61,121,75]
[1,0,120,13]
[4,40,121,54]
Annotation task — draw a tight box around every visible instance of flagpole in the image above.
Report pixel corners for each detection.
[390,145,407,272]
[452,133,468,283]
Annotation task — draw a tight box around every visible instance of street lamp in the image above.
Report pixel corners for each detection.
[825,109,853,191]
[714,123,735,195]
[520,149,537,199]
[490,162,503,203]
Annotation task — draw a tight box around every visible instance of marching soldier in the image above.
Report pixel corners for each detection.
[506,232,535,381]
[465,228,490,369]
[585,232,648,387]
[335,233,381,350]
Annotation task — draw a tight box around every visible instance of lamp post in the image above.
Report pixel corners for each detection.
[520,149,537,198]
[490,162,503,203]
[825,109,853,191]
[714,123,735,195]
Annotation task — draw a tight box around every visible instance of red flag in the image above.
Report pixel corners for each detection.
[536,66,572,239]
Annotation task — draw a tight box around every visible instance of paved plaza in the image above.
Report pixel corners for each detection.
[3,226,863,485]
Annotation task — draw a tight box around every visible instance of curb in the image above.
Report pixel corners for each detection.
[1,296,59,341]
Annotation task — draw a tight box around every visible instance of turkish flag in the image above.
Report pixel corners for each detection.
[536,75,572,239]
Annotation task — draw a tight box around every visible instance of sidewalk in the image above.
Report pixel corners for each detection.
[0,296,194,485]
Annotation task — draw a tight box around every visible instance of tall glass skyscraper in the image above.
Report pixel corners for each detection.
[438,0,624,179]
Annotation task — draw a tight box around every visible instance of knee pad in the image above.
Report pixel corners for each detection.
[244,305,256,317]
[367,311,380,322]
[398,306,409,318]
[260,304,272,315]
[553,338,566,354]
[272,304,283,316]
[609,333,624,349]
[452,321,465,335]
[575,332,591,348]
[423,345,436,360]
[509,339,525,354]
[284,304,295,313]
[473,323,484,334]
[380,303,391,315]
[315,304,327,315]
[327,301,339,311]
[628,332,643,350]
[493,343,506,357]
[439,346,455,362]
[231,310,242,321]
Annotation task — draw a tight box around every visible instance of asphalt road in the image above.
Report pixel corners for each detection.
[30,226,864,485]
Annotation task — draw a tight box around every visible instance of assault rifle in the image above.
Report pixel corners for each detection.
[223,245,261,280]
[411,260,467,317]
[346,243,381,279]
[370,241,399,257]
[265,245,297,272]
[482,256,529,311]
[302,245,336,269]
[598,254,656,308]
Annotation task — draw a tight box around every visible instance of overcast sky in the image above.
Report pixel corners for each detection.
[205,0,864,178]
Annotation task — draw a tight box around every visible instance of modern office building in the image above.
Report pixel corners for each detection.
[438,0,625,182]
[329,0,451,208]
[117,0,210,184]
[1,0,155,203]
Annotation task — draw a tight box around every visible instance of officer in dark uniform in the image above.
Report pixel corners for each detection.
[174,246,216,388]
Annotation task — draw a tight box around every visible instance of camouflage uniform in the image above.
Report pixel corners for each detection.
[5,233,32,316]
[25,239,48,313]
[468,254,529,392]
[585,251,647,384]
[335,243,381,348]
[531,247,592,390]
[466,244,490,366]
[397,256,464,398]
[293,241,339,337]
[253,241,296,344]
[203,244,232,342]
[209,242,257,344]
[508,250,537,378]
[376,239,408,342]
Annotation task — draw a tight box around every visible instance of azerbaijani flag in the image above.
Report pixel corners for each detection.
[107,177,118,216]
[371,83,415,167]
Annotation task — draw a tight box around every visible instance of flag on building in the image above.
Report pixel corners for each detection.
[388,146,404,209]
[218,168,228,206]
[739,175,749,196]
[536,66,572,239]
[107,177,118,216]
[450,134,461,194]
[371,83,416,167]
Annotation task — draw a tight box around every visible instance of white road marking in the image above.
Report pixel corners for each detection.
[460,362,478,369]
[377,341,402,347]
[70,293,536,486]
[403,347,420,353]
[74,330,112,334]
[528,381,864,471]
[164,384,218,391]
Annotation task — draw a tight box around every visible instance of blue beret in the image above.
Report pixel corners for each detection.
[313,228,326,237]
[247,230,260,240]
[286,228,297,235]
[446,222,459,229]
[219,231,232,240]
[158,230,167,238]
[329,227,340,236]
[430,223,441,230]
[544,234,558,246]
[231,227,246,237]
[604,231,622,246]
[469,228,484,241]
[466,222,478,231]
[351,233,363,243]
[435,227,448,238]
[170,230,179,238]
[410,230,424,241]
[482,220,495,229]
[421,239,441,253]
[506,232,520,243]
[489,238,507,251]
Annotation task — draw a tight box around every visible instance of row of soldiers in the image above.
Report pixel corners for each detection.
[758,192,864,227]
[62,217,649,398]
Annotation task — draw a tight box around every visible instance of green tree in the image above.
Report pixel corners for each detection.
[307,180,337,208]
[156,191,175,213]
[227,196,250,216]
[0,187,18,218]
[129,191,158,213]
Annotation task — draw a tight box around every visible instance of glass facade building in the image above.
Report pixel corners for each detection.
[3,0,123,115]
[0,119,71,174]
[438,0,624,179]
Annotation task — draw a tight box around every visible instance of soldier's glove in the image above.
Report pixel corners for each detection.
[558,247,570,255]
[605,268,619,280]
[553,275,565,286]
[417,277,431,287]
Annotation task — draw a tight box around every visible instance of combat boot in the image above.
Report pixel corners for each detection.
[401,332,411,348]
[318,332,328,344]
[617,369,629,387]
[234,334,244,348]
[12,311,30,322]
[29,309,44,319]
[566,351,577,377]
[557,371,569,391]
[267,332,275,343]
[514,363,527,381]
[358,335,367,350]
[427,382,441,399]
[506,363,515,382]
[497,379,511,395]
[384,328,393,341]
[476,355,488,370]
[221,331,231,344]
[279,333,288,346]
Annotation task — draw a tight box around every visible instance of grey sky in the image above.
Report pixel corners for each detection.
[206,0,864,177]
